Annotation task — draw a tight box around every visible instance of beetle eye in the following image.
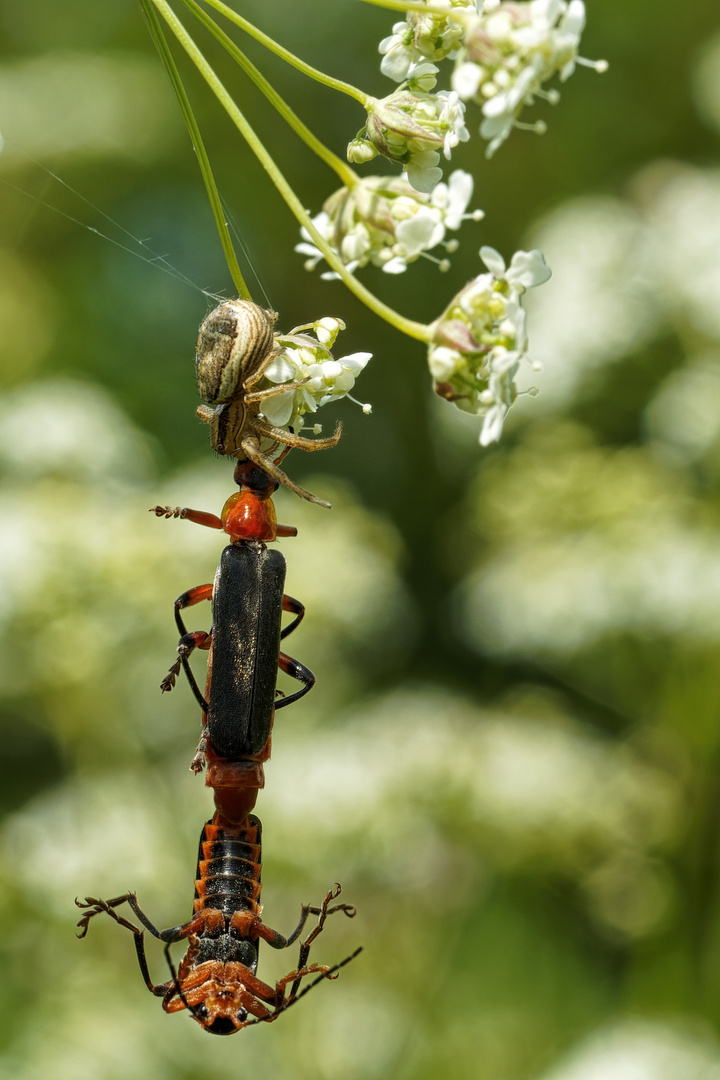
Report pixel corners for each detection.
[237,1007,248,1023]
[196,1004,209,1020]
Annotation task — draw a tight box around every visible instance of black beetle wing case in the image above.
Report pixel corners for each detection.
[207,544,286,758]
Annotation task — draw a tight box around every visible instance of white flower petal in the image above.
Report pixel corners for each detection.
[444,170,474,228]
[452,61,483,100]
[429,345,462,380]
[320,360,344,380]
[382,256,409,274]
[506,249,552,289]
[338,352,372,374]
[479,402,508,445]
[263,355,296,384]
[380,43,415,82]
[331,371,356,392]
[406,162,444,193]
[480,245,507,276]
[562,0,586,35]
[260,389,296,427]
[395,210,442,256]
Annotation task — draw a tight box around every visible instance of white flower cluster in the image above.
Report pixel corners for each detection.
[452,0,606,155]
[429,246,551,443]
[379,0,480,83]
[349,85,469,192]
[259,318,372,431]
[296,170,481,277]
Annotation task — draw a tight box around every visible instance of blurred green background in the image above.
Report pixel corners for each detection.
[2,0,720,1076]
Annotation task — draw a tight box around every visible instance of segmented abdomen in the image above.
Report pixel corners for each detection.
[193,814,262,919]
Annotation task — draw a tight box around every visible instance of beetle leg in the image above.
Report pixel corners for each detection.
[159,584,213,704]
[160,630,211,696]
[189,728,208,775]
[276,948,363,1015]
[280,594,304,640]
[257,884,355,955]
[75,893,188,998]
[171,584,214,639]
[275,651,315,709]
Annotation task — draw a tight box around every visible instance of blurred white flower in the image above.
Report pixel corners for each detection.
[519,168,720,409]
[538,1021,720,1080]
[518,197,662,406]
[645,351,720,462]
[452,0,606,155]
[429,245,550,443]
[641,166,720,341]
[296,171,481,277]
[265,689,678,888]
[0,379,152,482]
[461,438,720,653]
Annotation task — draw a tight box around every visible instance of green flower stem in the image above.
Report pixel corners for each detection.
[150,0,430,344]
[198,0,371,107]
[139,0,250,299]
[177,0,357,190]
[359,0,464,17]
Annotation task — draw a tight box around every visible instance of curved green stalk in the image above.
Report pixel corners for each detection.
[140,0,249,299]
[177,0,358,190]
[359,0,466,16]
[198,0,371,106]
[150,0,430,343]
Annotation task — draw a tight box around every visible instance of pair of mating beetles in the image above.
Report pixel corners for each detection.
[76,300,359,1035]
